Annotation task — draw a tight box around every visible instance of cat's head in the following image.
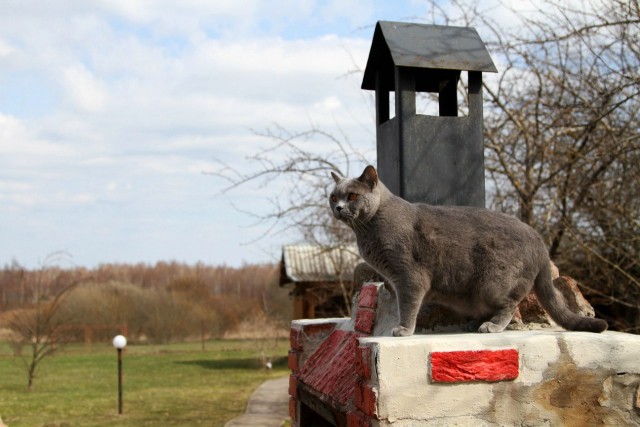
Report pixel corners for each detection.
[329,165,381,227]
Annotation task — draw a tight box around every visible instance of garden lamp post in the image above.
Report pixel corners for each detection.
[112,334,127,415]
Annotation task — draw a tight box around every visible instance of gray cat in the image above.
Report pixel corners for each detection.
[330,165,608,336]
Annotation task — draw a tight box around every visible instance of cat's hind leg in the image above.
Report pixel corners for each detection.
[478,305,516,333]
[392,326,413,336]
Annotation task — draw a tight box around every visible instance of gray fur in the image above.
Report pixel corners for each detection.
[330,165,607,336]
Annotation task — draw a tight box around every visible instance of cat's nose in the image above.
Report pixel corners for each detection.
[335,206,343,212]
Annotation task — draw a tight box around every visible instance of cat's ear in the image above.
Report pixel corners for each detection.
[358,165,378,189]
[331,171,343,183]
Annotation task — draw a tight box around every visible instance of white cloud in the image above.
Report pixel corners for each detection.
[0,114,76,162]
[0,38,16,57]
[63,64,109,112]
[0,0,424,268]
[315,96,343,111]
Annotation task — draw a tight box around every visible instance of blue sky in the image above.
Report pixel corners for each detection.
[1,0,547,269]
[0,0,434,268]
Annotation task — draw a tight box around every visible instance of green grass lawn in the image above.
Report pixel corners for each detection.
[0,339,290,427]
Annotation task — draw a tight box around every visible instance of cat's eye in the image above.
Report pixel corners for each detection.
[330,195,338,203]
[348,193,358,201]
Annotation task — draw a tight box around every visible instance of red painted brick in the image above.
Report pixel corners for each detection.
[430,349,519,383]
[358,284,379,309]
[290,328,303,351]
[289,375,298,398]
[289,397,297,421]
[347,410,372,427]
[355,381,377,417]
[288,350,300,372]
[355,308,376,334]
[355,345,372,380]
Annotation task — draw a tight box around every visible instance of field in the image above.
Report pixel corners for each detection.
[0,339,290,427]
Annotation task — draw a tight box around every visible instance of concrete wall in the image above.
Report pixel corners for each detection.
[288,283,640,426]
[361,330,640,426]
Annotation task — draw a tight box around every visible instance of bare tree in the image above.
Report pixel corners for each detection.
[6,253,82,389]
[210,0,640,330]
[211,123,371,246]
[452,0,640,330]
[209,124,372,316]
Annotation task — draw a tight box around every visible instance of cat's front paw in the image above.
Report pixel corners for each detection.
[478,321,505,333]
[392,326,413,337]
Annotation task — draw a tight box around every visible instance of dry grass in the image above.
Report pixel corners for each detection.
[223,312,289,340]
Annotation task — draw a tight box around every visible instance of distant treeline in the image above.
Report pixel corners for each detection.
[0,260,290,344]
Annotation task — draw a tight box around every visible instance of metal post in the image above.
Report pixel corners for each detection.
[117,347,123,415]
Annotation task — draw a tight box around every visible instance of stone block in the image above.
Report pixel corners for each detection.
[288,350,300,373]
[290,328,302,351]
[356,345,373,380]
[288,375,297,399]
[355,308,376,334]
[347,410,372,427]
[355,381,377,418]
[289,397,297,421]
[358,284,380,309]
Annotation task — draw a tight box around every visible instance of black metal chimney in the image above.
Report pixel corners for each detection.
[362,22,497,207]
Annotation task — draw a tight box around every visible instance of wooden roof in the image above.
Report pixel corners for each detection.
[362,21,497,91]
[279,245,361,286]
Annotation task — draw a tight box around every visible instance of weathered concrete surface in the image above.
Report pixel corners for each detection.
[361,330,640,426]
[224,376,289,427]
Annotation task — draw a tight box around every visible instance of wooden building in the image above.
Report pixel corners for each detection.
[280,245,361,319]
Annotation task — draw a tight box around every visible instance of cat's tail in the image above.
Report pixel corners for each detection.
[533,262,608,333]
